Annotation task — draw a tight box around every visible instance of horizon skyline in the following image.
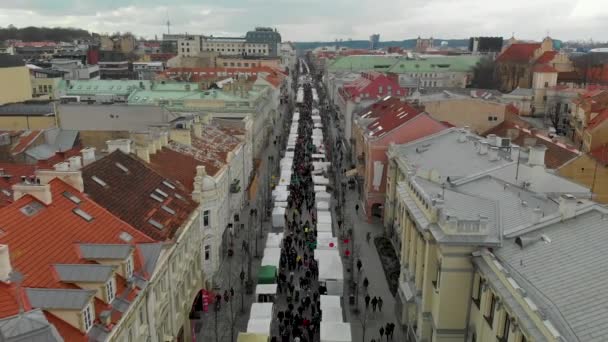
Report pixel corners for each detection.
[0,0,606,42]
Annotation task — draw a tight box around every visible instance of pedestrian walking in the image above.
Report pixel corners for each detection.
[366,232,371,244]
[355,204,359,214]
[365,294,371,310]
[378,296,383,312]
[357,259,363,273]
[371,296,378,312]
[379,327,385,341]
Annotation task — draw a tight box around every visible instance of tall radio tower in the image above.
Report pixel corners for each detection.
[166,10,171,34]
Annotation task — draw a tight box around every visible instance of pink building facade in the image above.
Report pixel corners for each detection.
[352,97,447,221]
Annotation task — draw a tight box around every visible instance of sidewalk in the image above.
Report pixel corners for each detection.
[342,187,403,342]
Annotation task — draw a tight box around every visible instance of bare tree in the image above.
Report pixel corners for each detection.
[354,302,371,342]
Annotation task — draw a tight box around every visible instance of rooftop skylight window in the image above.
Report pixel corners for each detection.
[73,208,94,222]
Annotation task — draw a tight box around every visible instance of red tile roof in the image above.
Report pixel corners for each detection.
[590,145,608,166]
[496,43,541,63]
[532,64,557,73]
[340,72,406,100]
[506,103,520,115]
[587,108,608,131]
[0,282,30,317]
[358,97,429,137]
[150,124,244,191]
[11,130,43,155]
[0,178,154,338]
[484,121,580,168]
[535,51,557,64]
[82,150,198,241]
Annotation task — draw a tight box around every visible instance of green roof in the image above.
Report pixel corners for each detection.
[59,79,150,96]
[386,56,482,73]
[257,265,276,284]
[127,88,261,106]
[327,55,401,72]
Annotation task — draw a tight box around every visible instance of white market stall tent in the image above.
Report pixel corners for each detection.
[273,190,289,202]
[250,303,274,319]
[285,151,295,158]
[317,210,332,225]
[315,249,344,296]
[314,185,327,192]
[316,236,338,250]
[293,112,300,121]
[261,248,281,268]
[247,319,272,336]
[271,207,286,229]
[316,201,329,211]
[317,222,332,233]
[316,191,331,204]
[313,176,330,186]
[317,231,334,239]
[275,201,288,208]
[320,322,352,342]
[320,295,342,311]
[321,306,343,322]
[266,232,284,248]
[255,284,278,303]
[314,123,323,128]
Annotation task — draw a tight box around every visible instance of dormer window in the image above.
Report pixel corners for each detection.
[125,256,134,278]
[83,302,94,332]
[106,276,116,303]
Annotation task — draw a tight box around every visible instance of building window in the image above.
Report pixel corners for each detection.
[543,96,547,102]
[433,264,441,290]
[139,305,146,325]
[83,303,94,331]
[106,277,116,303]
[203,210,210,226]
[124,256,134,278]
[500,313,511,341]
[485,292,497,327]
[544,81,549,88]
[378,86,383,94]
[205,245,211,260]
[473,275,483,308]
[187,48,190,52]
[182,48,184,52]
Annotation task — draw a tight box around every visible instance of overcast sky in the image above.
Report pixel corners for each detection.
[0,0,605,42]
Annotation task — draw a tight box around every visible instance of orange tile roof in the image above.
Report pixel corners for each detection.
[533,64,557,73]
[150,124,243,192]
[82,150,198,241]
[45,312,86,341]
[484,122,579,168]
[496,43,541,63]
[11,130,43,155]
[587,108,608,131]
[535,51,557,64]
[590,145,608,166]
[0,178,155,338]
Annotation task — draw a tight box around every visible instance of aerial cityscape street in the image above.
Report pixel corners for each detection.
[0,2,608,342]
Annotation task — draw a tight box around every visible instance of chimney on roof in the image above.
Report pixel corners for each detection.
[136,146,150,163]
[487,134,497,146]
[478,140,489,155]
[12,182,52,205]
[193,122,203,138]
[81,147,96,166]
[559,194,577,220]
[528,145,547,167]
[0,244,12,282]
[458,128,468,143]
[106,139,132,154]
[68,156,82,170]
[36,169,84,192]
[54,162,70,172]
[489,146,499,161]
[100,310,112,326]
[532,207,543,223]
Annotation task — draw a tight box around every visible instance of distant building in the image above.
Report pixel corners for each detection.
[414,36,434,52]
[0,55,32,105]
[245,27,282,57]
[469,37,503,53]
[369,34,380,50]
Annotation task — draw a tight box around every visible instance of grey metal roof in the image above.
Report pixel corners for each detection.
[473,257,547,342]
[508,87,534,97]
[79,244,133,260]
[0,103,54,117]
[24,129,79,160]
[24,145,56,161]
[25,288,95,310]
[111,297,131,313]
[0,309,63,342]
[138,243,165,275]
[393,128,514,180]
[54,264,115,283]
[455,176,559,233]
[495,206,608,342]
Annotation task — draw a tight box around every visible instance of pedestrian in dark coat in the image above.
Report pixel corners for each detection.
[365,294,371,309]
[371,296,378,312]
[378,296,383,312]
[379,327,385,340]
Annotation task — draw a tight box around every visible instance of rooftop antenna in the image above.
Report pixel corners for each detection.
[166,9,171,35]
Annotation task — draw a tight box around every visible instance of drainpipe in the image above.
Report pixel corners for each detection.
[463,262,476,342]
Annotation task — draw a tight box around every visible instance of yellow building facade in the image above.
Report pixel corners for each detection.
[0,64,32,105]
[558,154,608,203]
